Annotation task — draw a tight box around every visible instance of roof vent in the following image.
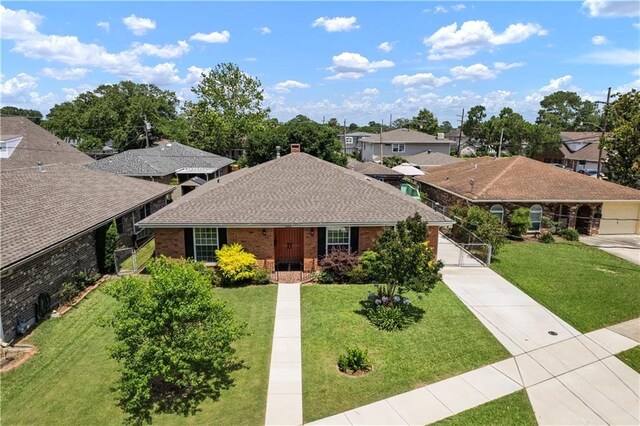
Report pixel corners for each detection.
[37,161,44,172]
[276,145,281,158]
[290,144,301,153]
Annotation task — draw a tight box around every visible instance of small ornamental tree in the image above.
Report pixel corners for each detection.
[382,155,407,168]
[508,208,532,237]
[449,205,507,255]
[96,220,119,273]
[215,243,259,285]
[106,257,246,424]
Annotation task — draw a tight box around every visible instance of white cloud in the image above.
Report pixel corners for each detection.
[493,61,525,71]
[634,22,640,28]
[391,72,451,88]
[245,57,258,62]
[451,4,467,11]
[312,16,360,32]
[424,20,547,60]
[62,87,80,101]
[434,5,448,13]
[327,52,394,80]
[189,30,230,43]
[122,14,156,36]
[378,41,394,53]
[362,88,379,96]
[581,48,640,65]
[41,67,89,80]
[0,72,37,97]
[582,0,640,17]
[130,41,190,58]
[525,75,574,103]
[632,68,640,76]
[591,35,608,45]
[450,63,496,80]
[138,62,182,86]
[255,26,271,35]
[0,5,43,40]
[273,80,310,93]
[184,65,210,85]
[97,21,110,32]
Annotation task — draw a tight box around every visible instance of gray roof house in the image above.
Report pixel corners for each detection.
[404,151,463,169]
[346,157,403,187]
[0,118,173,342]
[140,148,453,276]
[360,128,454,162]
[339,131,376,156]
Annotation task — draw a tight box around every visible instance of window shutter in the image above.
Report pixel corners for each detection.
[350,227,359,253]
[317,227,326,258]
[184,228,194,258]
[218,228,227,248]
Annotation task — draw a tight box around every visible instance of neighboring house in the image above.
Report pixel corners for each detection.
[346,157,403,188]
[360,129,454,162]
[445,130,475,157]
[86,141,234,196]
[414,156,640,236]
[535,132,608,172]
[404,151,463,169]
[138,147,454,273]
[339,132,375,156]
[0,118,173,342]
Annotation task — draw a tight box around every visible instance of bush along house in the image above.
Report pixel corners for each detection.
[0,117,173,342]
[414,156,640,235]
[138,145,454,273]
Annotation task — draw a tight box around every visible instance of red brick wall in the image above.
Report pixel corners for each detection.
[155,228,185,258]
[359,226,385,252]
[303,227,318,272]
[228,228,275,270]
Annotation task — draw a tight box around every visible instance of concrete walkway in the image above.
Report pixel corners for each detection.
[265,283,302,426]
[581,234,640,265]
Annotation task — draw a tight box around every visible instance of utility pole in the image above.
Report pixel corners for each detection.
[457,108,465,156]
[379,119,384,164]
[142,114,151,148]
[389,114,393,129]
[596,87,611,179]
[497,128,504,158]
[343,119,347,155]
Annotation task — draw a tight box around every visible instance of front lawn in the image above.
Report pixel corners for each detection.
[0,282,277,426]
[617,346,640,373]
[432,390,537,426]
[301,283,510,422]
[492,241,640,332]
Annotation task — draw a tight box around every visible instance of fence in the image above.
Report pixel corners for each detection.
[114,238,156,275]
[440,224,492,267]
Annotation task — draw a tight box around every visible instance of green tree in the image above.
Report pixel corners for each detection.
[602,89,640,188]
[348,122,359,131]
[410,108,439,134]
[0,106,43,124]
[106,257,246,424]
[439,120,453,133]
[449,205,507,255]
[43,81,180,151]
[462,105,487,149]
[382,155,406,168]
[327,117,339,127]
[536,91,602,131]
[508,208,532,237]
[391,117,412,129]
[96,221,119,273]
[183,63,270,156]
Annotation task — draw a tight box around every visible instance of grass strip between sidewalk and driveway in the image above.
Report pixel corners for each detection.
[616,346,640,373]
[0,281,277,426]
[491,241,640,333]
[301,283,511,422]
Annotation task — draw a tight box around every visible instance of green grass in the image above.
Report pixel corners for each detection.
[492,241,640,332]
[432,390,537,426]
[0,281,277,426]
[617,346,640,373]
[301,283,510,422]
[120,239,155,272]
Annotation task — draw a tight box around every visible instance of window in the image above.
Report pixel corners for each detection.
[115,217,124,234]
[132,203,153,235]
[194,228,218,262]
[392,143,405,153]
[326,227,350,252]
[345,136,354,145]
[529,205,543,232]
[490,205,504,223]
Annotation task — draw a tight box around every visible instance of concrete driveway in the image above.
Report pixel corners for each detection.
[580,234,640,265]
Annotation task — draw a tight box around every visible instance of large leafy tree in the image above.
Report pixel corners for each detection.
[244,115,346,166]
[410,108,439,134]
[106,257,246,424]
[462,105,487,148]
[43,81,180,151]
[0,106,43,124]
[183,63,270,156]
[536,91,602,131]
[439,120,453,133]
[601,89,640,188]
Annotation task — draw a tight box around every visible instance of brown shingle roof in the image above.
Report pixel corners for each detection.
[404,151,463,167]
[0,117,93,170]
[347,158,402,176]
[140,152,453,228]
[361,128,453,144]
[1,164,173,268]
[560,131,602,144]
[415,156,640,202]
[564,142,607,162]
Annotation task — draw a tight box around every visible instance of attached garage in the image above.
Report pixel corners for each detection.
[600,202,640,235]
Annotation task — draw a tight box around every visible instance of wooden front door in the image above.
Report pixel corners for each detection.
[274,228,304,263]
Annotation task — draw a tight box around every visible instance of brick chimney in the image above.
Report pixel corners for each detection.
[290,144,301,153]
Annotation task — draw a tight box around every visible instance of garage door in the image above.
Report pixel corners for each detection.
[600,203,640,234]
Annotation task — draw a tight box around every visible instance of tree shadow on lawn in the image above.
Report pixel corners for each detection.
[354,298,426,328]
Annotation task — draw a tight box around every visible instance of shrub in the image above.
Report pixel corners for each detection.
[58,282,80,304]
[319,250,360,283]
[382,155,406,168]
[362,287,420,331]
[73,270,101,289]
[559,228,580,241]
[337,347,372,374]
[215,243,259,285]
[542,216,562,234]
[359,251,378,281]
[449,205,507,255]
[96,220,120,273]
[538,232,555,244]
[508,208,531,237]
[313,270,335,284]
[346,265,372,284]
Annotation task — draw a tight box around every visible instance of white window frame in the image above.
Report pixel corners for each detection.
[392,143,405,153]
[489,204,504,223]
[193,228,219,262]
[326,226,350,253]
[345,136,354,145]
[529,205,543,232]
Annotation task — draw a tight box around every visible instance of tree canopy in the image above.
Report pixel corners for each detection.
[410,108,439,135]
[43,81,180,152]
[602,89,640,188]
[536,91,602,131]
[183,63,270,156]
[0,106,43,124]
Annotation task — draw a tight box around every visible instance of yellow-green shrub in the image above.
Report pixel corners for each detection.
[215,243,259,285]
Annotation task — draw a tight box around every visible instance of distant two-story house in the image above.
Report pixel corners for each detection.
[360,128,454,163]
[339,132,376,157]
[535,132,608,173]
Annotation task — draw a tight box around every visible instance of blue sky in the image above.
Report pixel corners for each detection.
[1,1,638,125]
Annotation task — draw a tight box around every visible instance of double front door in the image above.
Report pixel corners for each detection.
[274,228,304,264]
